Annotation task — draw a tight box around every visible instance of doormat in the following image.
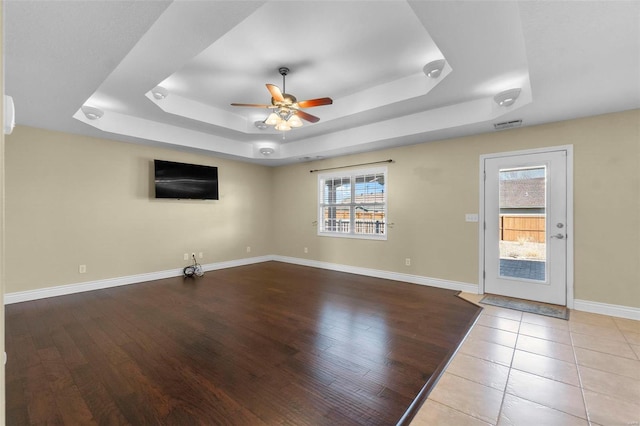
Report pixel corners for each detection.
[480,294,569,320]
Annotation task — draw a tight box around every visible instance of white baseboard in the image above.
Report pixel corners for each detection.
[4,256,272,304]
[272,255,479,294]
[5,268,181,304]
[573,299,640,321]
[6,256,639,322]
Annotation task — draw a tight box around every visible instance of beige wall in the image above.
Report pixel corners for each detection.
[3,110,639,310]
[272,110,640,308]
[1,0,6,416]
[5,127,273,292]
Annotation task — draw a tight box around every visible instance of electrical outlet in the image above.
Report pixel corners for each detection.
[184,253,189,261]
[405,258,411,266]
[246,246,251,253]
[304,247,308,253]
[198,252,203,259]
[79,264,87,274]
[191,252,196,259]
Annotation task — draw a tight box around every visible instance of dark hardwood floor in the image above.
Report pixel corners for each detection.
[6,261,481,425]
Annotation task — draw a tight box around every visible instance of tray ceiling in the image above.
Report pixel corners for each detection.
[5,1,639,165]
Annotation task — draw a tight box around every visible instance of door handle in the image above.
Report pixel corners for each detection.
[550,233,565,239]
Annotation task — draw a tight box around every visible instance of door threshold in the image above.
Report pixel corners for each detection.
[480,294,569,320]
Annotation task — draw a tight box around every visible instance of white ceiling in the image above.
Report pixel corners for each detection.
[5,1,640,166]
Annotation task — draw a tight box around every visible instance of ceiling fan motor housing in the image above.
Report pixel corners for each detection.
[272,93,297,107]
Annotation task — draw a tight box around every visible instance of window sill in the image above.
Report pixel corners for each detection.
[317,232,387,241]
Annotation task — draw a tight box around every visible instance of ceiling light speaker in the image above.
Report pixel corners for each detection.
[81,105,104,120]
[259,147,275,156]
[254,120,269,130]
[4,95,15,135]
[151,86,168,100]
[494,88,521,107]
[423,59,446,78]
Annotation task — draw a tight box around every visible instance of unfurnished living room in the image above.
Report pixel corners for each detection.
[0,1,639,425]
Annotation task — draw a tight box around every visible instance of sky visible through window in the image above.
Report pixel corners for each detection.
[499,167,545,181]
[333,180,384,203]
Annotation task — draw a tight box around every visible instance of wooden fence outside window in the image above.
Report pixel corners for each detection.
[500,215,546,243]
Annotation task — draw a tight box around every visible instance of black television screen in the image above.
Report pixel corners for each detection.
[154,160,219,200]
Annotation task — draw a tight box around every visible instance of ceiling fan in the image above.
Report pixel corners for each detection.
[231,67,333,131]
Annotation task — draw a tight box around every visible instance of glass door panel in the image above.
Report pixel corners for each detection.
[498,166,547,282]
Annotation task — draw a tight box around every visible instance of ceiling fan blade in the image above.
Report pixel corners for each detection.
[297,97,333,108]
[266,84,284,102]
[230,103,273,108]
[295,109,321,123]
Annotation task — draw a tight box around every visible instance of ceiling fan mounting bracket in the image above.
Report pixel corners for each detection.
[278,67,290,77]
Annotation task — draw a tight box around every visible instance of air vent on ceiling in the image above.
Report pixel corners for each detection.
[493,119,522,130]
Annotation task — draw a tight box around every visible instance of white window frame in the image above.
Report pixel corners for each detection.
[317,166,388,240]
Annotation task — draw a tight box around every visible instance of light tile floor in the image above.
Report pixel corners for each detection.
[411,293,640,426]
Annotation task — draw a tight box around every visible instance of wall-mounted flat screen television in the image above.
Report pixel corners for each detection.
[154,160,219,200]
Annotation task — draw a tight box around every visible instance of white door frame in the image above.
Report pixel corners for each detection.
[478,145,574,308]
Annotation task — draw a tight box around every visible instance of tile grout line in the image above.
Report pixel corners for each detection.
[425,306,510,426]
[618,320,640,359]
[454,300,640,425]
[440,303,640,425]
[424,397,494,425]
[415,303,498,425]
[569,316,593,425]
[485,310,598,424]
[493,313,522,425]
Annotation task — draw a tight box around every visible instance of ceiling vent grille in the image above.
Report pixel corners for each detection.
[494,119,522,130]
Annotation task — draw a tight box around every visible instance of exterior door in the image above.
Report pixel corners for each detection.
[483,150,568,305]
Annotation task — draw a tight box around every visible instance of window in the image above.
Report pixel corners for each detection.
[318,167,387,239]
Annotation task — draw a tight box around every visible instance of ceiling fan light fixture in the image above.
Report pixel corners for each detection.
[494,88,521,107]
[288,114,303,128]
[81,105,104,120]
[265,112,280,126]
[151,86,168,100]
[423,59,446,78]
[275,120,291,131]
